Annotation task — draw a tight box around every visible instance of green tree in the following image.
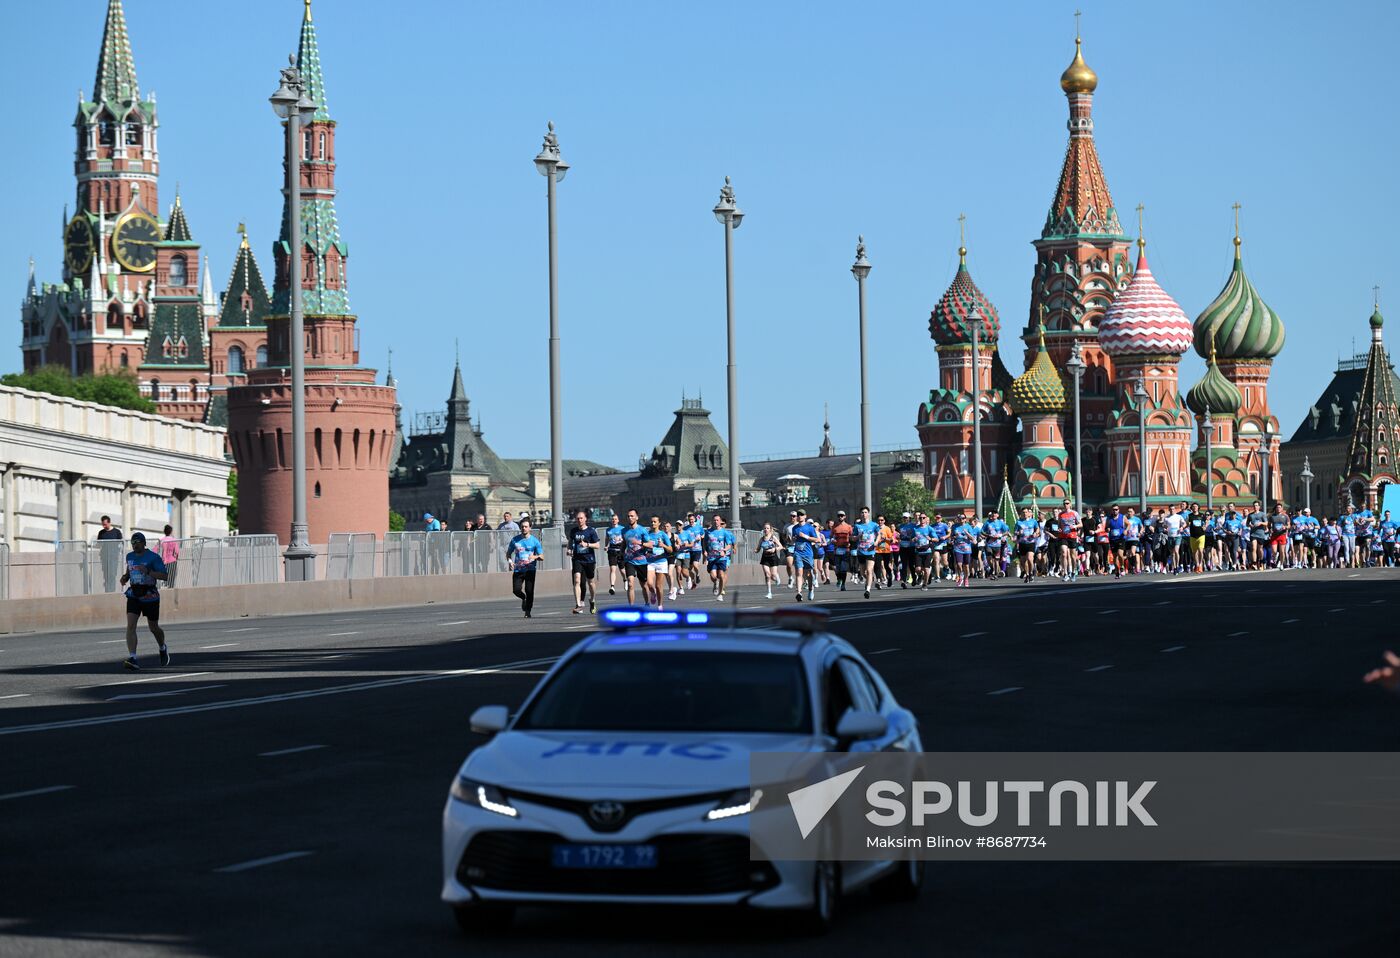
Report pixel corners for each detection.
[881,478,938,519]
[388,509,406,532]
[1,365,155,414]
[226,470,239,532]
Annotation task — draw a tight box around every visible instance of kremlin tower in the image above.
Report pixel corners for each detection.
[917,232,1015,508]
[1192,219,1286,505]
[226,2,397,543]
[1099,229,1195,504]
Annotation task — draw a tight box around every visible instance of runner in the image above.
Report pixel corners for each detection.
[830,510,853,591]
[912,513,935,589]
[789,509,819,601]
[1245,501,1268,570]
[1056,498,1080,582]
[1340,504,1358,568]
[1222,504,1244,571]
[568,510,599,614]
[672,519,691,599]
[897,513,916,587]
[119,532,169,671]
[1356,504,1375,567]
[756,522,783,598]
[603,513,625,595]
[704,514,736,600]
[875,514,894,588]
[687,513,705,590]
[1123,506,1144,574]
[506,518,544,619]
[983,510,1010,580]
[852,507,880,599]
[1188,504,1207,573]
[951,514,976,588]
[1381,510,1398,567]
[929,513,950,584]
[782,511,799,592]
[643,516,673,609]
[1267,503,1291,569]
[1014,507,1041,583]
[621,509,650,605]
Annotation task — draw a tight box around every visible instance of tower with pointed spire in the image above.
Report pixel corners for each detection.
[1025,26,1135,499]
[226,1,397,542]
[1341,304,1399,508]
[917,223,1016,512]
[205,225,272,426]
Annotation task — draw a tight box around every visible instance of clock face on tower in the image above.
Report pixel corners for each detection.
[64,215,93,274]
[112,212,161,273]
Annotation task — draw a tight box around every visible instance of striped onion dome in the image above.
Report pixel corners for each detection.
[1098,249,1193,357]
[1010,329,1066,415]
[929,250,1001,346]
[1186,346,1242,416]
[1192,240,1284,359]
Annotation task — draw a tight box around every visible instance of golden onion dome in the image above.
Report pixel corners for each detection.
[1060,37,1098,95]
[1010,330,1067,415]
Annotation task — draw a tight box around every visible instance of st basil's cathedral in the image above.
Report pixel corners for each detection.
[918,33,1291,511]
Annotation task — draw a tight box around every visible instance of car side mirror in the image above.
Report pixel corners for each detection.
[835,708,886,746]
[469,705,509,734]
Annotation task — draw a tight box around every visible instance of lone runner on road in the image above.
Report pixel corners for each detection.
[120,532,169,671]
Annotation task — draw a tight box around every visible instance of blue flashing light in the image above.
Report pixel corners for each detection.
[601,609,643,626]
[642,611,680,624]
[684,612,710,624]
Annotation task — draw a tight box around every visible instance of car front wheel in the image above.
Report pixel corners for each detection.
[798,860,840,935]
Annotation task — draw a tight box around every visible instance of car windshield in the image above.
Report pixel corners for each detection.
[515,650,811,734]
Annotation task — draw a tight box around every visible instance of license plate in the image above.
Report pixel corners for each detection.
[551,843,658,869]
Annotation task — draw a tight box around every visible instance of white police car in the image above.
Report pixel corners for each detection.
[441,605,923,934]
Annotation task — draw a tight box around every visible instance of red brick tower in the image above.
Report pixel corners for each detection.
[1026,33,1135,500]
[226,1,396,543]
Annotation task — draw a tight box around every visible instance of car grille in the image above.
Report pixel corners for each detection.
[458,831,777,895]
[503,787,726,834]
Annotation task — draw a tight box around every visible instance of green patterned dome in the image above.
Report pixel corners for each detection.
[1371,307,1385,330]
[1010,330,1066,415]
[1193,239,1285,359]
[1186,347,1242,416]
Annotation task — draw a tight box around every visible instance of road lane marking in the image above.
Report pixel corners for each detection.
[1228,631,1249,637]
[0,785,74,801]
[1282,618,1300,624]
[1034,619,1057,625]
[1154,600,1172,606]
[76,671,213,690]
[0,694,30,700]
[1330,608,1345,613]
[327,632,360,637]
[987,687,1023,696]
[97,639,125,644]
[1160,646,1186,653]
[225,628,257,633]
[108,685,225,702]
[868,649,901,655]
[199,643,239,650]
[2,656,560,737]
[1097,609,1119,615]
[1348,574,1360,578]
[442,621,471,626]
[260,744,326,757]
[1085,665,1114,672]
[960,632,987,638]
[1373,599,1386,604]
[214,851,315,874]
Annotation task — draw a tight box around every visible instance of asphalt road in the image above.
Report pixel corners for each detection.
[1,568,1397,957]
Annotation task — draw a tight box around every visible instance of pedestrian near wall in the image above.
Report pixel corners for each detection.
[96,515,124,593]
[157,524,181,589]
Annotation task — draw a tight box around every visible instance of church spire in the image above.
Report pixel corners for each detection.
[93,0,139,105]
[1043,27,1123,240]
[1345,305,1399,500]
[818,403,836,457]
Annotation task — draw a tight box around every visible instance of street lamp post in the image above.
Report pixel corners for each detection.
[270,56,317,581]
[1301,456,1314,511]
[1065,342,1085,515]
[1134,375,1150,515]
[713,177,744,530]
[851,236,872,510]
[534,122,569,530]
[1204,408,1214,513]
[1261,421,1273,515]
[969,307,984,517]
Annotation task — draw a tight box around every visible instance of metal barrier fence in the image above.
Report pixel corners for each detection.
[0,542,9,600]
[326,533,378,580]
[51,535,280,597]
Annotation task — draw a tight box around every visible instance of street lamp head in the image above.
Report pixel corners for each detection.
[1065,340,1085,375]
[851,234,871,281]
[1133,374,1149,402]
[713,175,743,228]
[534,120,567,181]
[270,55,316,119]
[1301,456,1314,480]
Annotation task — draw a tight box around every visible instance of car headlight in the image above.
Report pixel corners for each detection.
[705,787,763,821]
[450,777,519,818]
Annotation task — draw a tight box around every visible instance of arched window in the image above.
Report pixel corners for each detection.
[176,336,189,358]
[303,130,313,159]
[124,122,140,146]
[227,346,245,374]
[318,132,326,158]
[99,121,115,146]
[169,254,187,287]
[162,336,173,359]
[255,344,268,367]
[314,482,322,498]
[119,353,128,368]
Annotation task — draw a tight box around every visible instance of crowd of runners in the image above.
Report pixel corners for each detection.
[529,499,1400,613]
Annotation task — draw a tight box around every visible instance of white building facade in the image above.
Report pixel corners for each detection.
[0,385,230,550]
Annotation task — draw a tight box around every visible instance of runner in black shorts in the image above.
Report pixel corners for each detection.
[119,532,169,671]
[603,513,625,595]
[568,510,599,614]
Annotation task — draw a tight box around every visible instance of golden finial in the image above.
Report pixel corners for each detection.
[1136,203,1145,252]
[237,222,248,249]
[174,183,181,206]
[1209,340,1217,365]
[1232,202,1242,252]
[958,212,967,265]
[1374,285,1381,310]
[1075,8,1082,39]
[1060,13,1098,94]
[304,0,313,22]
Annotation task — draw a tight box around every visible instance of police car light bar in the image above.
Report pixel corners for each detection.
[599,606,830,634]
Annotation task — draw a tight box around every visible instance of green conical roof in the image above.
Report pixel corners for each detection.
[93,0,139,105]
[1193,238,1284,360]
[297,1,331,122]
[1186,347,1242,416]
[1009,330,1066,415]
[164,194,194,243]
[217,230,272,329]
[1370,307,1385,330]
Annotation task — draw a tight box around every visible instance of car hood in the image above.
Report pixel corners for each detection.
[463,730,819,791]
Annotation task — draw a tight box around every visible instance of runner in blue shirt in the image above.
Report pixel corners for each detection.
[1222,505,1245,571]
[929,515,951,584]
[1381,511,1399,567]
[704,514,737,600]
[1340,505,1358,568]
[852,507,881,599]
[119,532,169,671]
[984,512,1010,579]
[672,521,693,598]
[641,516,674,609]
[951,519,976,588]
[1105,504,1126,578]
[506,518,544,618]
[1014,507,1042,583]
[604,514,625,596]
[621,509,650,605]
[912,515,936,589]
[897,514,917,587]
[687,514,705,591]
[1356,507,1375,566]
[1123,507,1145,575]
[789,509,820,601]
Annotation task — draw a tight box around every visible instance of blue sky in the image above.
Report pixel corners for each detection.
[6,0,1398,471]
